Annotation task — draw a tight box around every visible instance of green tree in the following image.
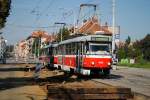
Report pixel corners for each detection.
[0,0,11,29]
[56,27,70,42]
[132,40,142,61]
[125,36,131,46]
[117,34,150,62]
[117,36,131,61]
[117,47,126,61]
[140,34,150,61]
[124,36,131,58]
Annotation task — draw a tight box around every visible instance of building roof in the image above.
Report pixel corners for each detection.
[77,17,112,35]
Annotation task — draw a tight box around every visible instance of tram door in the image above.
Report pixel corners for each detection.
[76,42,84,73]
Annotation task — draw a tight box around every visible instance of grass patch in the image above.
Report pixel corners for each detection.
[117,62,150,69]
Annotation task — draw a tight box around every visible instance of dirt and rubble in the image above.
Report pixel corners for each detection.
[32,67,132,100]
[3,64,150,100]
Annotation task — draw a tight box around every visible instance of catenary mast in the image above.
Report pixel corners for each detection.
[112,0,116,54]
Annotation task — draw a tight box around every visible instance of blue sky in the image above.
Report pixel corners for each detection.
[1,0,150,44]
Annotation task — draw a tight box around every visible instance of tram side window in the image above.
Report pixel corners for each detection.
[66,44,71,55]
[77,42,82,55]
[58,45,64,55]
[70,43,73,55]
[83,42,87,54]
[56,47,58,55]
[85,42,89,53]
[48,47,52,55]
[62,44,65,55]
[55,48,57,55]
[71,42,76,55]
[46,48,48,55]
[42,49,44,55]
[65,44,67,55]
[45,48,47,56]
[54,47,57,55]
[39,49,41,56]
[109,44,112,53]
[42,49,45,56]
[69,44,72,55]
[48,48,51,55]
[53,48,55,55]
[58,46,61,55]
[43,49,45,56]
[51,47,53,55]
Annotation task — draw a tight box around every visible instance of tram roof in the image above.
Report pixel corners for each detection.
[59,34,112,45]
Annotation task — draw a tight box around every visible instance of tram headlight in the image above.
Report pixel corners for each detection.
[107,62,111,66]
[91,61,95,66]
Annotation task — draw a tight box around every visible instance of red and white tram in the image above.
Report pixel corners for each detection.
[39,43,54,68]
[53,34,112,76]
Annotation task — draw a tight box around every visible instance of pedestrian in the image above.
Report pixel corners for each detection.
[34,62,42,82]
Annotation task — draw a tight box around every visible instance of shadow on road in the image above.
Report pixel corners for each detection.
[76,74,123,80]
[0,77,34,91]
[108,74,123,79]
[0,73,123,91]
[0,65,124,92]
[0,74,84,91]
[0,67,35,72]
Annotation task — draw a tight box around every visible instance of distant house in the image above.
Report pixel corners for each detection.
[31,30,56,48]
[14,30,56,59]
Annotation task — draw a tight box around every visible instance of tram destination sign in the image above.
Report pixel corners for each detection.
[91,37,110,42]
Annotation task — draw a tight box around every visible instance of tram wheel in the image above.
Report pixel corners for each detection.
[58,66,61,70]
[70,68,74,74]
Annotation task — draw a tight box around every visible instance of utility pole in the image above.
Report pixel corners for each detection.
[55,22,66,42]
[38,37,40,57]
[112,0,118,69]
[112,0,116,54]
[73,10,76,34]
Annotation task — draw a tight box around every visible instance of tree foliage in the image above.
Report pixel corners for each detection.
[140,34,150,61]
[125,36,131,46]
[117,34,150,62]
[56,27,70,42]
[0,0,11,29]
[117,36,131,60]
[117,47,126,60]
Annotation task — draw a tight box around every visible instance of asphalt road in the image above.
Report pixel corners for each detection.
[93,66,150,98]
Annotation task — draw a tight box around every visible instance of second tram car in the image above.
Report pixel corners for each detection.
[53,34,112,76]
[39,43,53,68]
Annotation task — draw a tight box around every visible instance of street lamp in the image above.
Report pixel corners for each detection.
[54,22,66,42]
